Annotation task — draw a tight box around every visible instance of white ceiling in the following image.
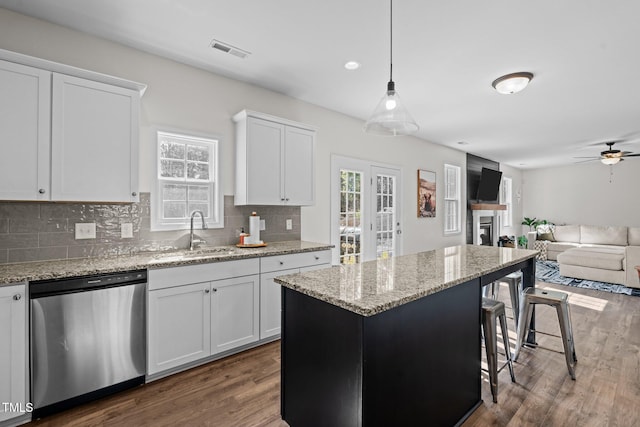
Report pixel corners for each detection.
[2,0,640,169]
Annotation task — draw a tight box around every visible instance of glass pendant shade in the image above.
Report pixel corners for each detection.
[364,81,419,136]
[601,157,621,165]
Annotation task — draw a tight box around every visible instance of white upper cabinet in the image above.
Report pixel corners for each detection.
[234,110,316,206]
[0,60,51,201]
[51,74,139,202]
[0,49,145,203]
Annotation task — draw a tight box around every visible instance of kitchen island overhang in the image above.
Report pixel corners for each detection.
[275,245,538,427]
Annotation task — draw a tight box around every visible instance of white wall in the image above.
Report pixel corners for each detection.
[0,8,467,253]
[523,161,640,227]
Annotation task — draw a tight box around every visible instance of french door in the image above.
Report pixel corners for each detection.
[331,156,402,264]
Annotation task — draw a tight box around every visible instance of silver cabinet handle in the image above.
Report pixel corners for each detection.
[39,189,46,194]
[132,192,138,197]
[279,261,284,265]
[204,289,210,294]
[212,288,218,292]
[314,256,320,260]
[13,294,22,301]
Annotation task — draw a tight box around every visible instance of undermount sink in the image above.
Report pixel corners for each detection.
[151,247,235,262]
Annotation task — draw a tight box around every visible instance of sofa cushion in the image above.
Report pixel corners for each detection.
[580,225,627,246]
[558,247,625,271]
[629,227,640,246]
[553,225,580,243]
[547,242,580,253]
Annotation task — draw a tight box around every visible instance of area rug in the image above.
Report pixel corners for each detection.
[536,260,640,297]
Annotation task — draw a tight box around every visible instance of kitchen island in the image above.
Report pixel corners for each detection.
[275,244,538,427]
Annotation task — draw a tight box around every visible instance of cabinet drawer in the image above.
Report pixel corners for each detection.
[149,258,259,290]
[260,250,331,273]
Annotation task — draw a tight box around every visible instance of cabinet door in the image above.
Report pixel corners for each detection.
[246,117,284,204]
[284,126,315,205]
[211,274,260,354]
[148,282,211,375]
[260,268,299,340]
[0,284,27,423]
[0,61,51,201]
[51,73,139,202]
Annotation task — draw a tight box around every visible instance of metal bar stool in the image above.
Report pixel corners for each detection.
[481,297,516,403]
[514,287,577,380]
[484,273,522,329]
[499,272,522,329]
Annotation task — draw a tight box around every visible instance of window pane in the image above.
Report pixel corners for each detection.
[160,160,185,178]
[162,184,187,200]
[187,162,210,180]
[188,185,210,201]
[188,203,209,217]
[160,142,185,160]
[163,201,186,219]
[187,145,210,162]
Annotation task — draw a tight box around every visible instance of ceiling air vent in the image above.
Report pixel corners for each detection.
[210,39,250,59]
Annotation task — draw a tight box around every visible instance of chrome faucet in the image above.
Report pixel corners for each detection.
[189,210,207,250]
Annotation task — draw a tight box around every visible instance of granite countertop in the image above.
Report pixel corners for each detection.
[274,244,538,317]
[0,241,333,285]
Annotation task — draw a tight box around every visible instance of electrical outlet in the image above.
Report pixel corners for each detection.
[260,219,266,231]
[121,223,133,239]
[286,219,293,230]
[75,223,96,240]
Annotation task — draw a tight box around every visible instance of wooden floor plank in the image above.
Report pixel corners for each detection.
[27,281,640,427]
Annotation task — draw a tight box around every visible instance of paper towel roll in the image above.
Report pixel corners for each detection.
[248,214,261,244]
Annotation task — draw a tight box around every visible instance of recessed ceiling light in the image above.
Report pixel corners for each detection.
[492,72,533,94]
[344,61,361,70]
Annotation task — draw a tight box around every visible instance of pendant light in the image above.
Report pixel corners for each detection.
[364,0,419,136]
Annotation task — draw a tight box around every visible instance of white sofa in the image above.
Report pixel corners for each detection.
[528,224,640,289]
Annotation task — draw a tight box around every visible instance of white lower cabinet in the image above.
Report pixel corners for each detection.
[260,268,298,340]
[259,250,331,340]
[211,275,260,354]
[0,283,28,423]
[147,282,211,375]
[147,251,330,377]
[147,259,260,376]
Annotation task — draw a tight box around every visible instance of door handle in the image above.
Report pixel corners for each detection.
[13,294,22,301]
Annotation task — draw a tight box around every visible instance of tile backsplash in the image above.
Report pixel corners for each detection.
[0,194,300,264]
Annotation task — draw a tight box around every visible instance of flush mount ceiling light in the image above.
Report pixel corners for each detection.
[364,0,419,136]
[492,72,533,94]
[344,61,361,70]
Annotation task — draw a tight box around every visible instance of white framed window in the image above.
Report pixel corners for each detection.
[501,176,513,227]
[151,129,223,231]
[443,164,461,235]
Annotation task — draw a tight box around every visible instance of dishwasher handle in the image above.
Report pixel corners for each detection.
[30,270,147,298]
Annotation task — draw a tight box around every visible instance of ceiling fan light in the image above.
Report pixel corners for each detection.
[601,157,621,165]
[492,72,533,94]
[364,82,419,136]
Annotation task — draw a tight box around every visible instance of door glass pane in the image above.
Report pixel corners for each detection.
[376,174,396,258]
[340,169,363,264]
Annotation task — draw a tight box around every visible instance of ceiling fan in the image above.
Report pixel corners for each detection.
[574,141,640,165]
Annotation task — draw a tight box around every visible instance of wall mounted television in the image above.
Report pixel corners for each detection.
[476,167,502,202]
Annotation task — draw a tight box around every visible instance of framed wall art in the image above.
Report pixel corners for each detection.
[418,169,436,218]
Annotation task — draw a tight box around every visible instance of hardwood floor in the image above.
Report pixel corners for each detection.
[28,281,640,427]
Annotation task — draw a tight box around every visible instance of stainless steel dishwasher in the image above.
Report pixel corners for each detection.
[30,270,146,418]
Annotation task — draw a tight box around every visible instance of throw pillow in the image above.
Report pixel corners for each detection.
[537,232,555,241]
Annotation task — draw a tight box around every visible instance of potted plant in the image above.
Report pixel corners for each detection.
[517,235,529,248]
[521,217,540,231]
